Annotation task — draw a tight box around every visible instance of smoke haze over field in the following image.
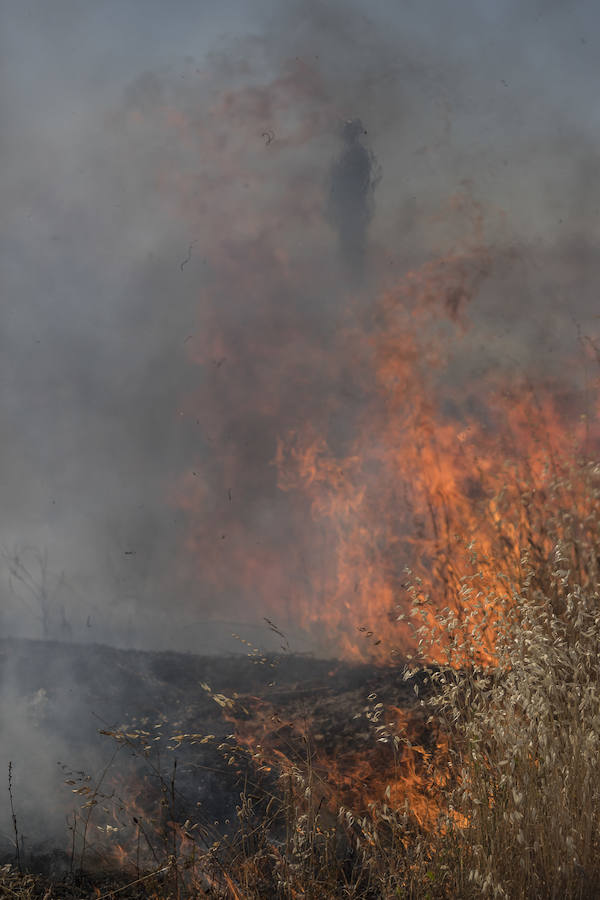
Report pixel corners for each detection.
[1,0,600,652]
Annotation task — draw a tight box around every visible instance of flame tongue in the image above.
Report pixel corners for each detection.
[178,246,599,663]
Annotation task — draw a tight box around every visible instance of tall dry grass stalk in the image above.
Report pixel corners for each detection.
[407,460,600,898]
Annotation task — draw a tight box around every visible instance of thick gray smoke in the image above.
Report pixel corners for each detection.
[0,0,599,649]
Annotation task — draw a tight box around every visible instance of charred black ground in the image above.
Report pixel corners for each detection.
[0,638,428,878]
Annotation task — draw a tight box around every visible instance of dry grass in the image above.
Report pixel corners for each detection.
[4,461,600,897]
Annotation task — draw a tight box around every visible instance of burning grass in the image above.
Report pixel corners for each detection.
[208,464,600,899]
[4,460,600,897]
[127,239,600,893]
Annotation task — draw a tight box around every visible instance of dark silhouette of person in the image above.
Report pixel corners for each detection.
[327,119,380,278]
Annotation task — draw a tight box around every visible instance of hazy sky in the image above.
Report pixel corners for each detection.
[2,0,600,651]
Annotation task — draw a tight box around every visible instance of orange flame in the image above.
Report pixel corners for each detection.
[177,245,600,663]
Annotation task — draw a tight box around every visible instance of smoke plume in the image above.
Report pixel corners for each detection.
[0,0,599,648]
